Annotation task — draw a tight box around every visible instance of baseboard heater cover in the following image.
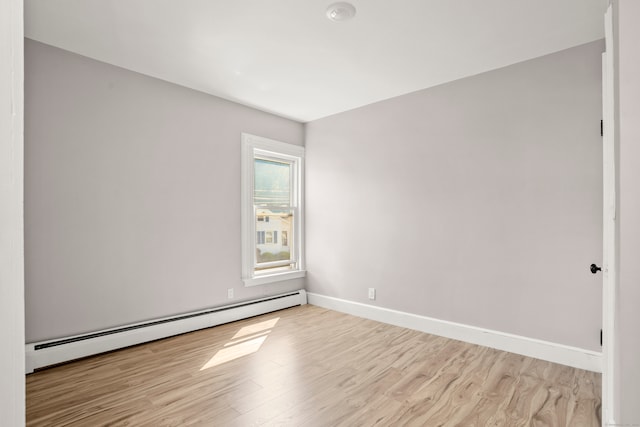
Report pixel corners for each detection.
[25,289,307,373]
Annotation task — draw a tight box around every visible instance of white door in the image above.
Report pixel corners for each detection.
[601,5,616,423]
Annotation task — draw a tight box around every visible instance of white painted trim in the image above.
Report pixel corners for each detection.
[602,6,617,424]
[307,293,602,373]
[299,289,308,305]
[243,270,306,286]
[241,133,305,286]
[0,0,25,423]
[242,133,305,158]
[26,291,305,373]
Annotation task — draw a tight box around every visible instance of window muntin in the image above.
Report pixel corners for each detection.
[241,134,305,285]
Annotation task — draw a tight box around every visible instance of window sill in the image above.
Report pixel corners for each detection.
[243,270,306,287]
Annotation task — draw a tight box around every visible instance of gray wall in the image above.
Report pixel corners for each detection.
[615,0,640,422]
[305,41,604,351]
[25,39,304,343]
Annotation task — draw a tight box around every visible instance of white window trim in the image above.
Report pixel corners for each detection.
[241,133,305,286]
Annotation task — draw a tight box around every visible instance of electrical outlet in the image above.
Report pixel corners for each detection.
[368,288,376,300]
[227,288,234,299]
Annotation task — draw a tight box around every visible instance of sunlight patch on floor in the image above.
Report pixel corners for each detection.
[232,318,279,339]
[200,317,280,370]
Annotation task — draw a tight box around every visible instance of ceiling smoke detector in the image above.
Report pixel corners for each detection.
[326,2,356,22]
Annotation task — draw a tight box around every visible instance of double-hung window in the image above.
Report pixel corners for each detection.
[241,133,305,285]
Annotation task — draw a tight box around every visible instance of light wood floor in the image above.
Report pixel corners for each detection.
[26,305,601,426]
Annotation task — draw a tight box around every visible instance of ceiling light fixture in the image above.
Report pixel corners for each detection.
[326,2,356,22]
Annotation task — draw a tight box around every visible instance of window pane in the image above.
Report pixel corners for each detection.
[254,159,290,206]
[255,208,294,267]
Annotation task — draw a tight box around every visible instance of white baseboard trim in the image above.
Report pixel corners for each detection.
[307,292,602,373]
[26,290,307,373]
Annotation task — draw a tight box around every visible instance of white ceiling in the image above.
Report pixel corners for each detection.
[24,0,607,122]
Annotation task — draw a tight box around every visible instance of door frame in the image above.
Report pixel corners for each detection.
[0,0,25,423]
[601,4,617,424]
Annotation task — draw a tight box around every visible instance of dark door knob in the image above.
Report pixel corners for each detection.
[590,263,602,274]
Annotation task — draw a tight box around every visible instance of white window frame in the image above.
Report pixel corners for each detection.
[241,133,305,286]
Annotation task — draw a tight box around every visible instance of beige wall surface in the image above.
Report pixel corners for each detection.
[615,0,640,423]
[306,41,604,351]
[24,39,304,342]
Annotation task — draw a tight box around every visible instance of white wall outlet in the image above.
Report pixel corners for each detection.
[227,288,234,299]
[368,288,376,300]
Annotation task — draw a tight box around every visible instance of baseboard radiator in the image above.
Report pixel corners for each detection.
[25,290,307,373]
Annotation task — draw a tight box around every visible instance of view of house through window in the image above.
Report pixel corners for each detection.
[254,159,294,270]
[241,134,305,285]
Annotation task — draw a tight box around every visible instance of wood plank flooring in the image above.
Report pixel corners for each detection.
[26,305,601,426]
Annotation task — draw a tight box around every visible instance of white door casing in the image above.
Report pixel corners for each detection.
[601,4,616,424]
